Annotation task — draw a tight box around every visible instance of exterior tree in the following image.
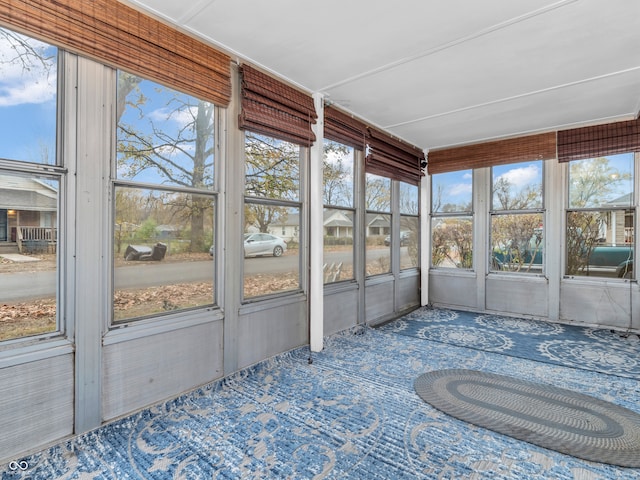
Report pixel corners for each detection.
[323,142,352,207]
[565,156,631,275]
[244,133,299,233]
[116,73,214,252]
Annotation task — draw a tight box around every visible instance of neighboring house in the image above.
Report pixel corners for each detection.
[156,224,181,240]
[323,210,353,238]
[605,193,634,245]
[266,213,299,243]
[366,213,390,237]
[0,174,58,251]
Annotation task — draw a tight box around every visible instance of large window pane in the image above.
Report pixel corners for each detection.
[323,208,354,283]
[323,142,355,284]
[568,154,633,209]
[113,187,214,322]
[115,72,216,322]
[244,133,302,298]
[566,210,634,278]
[366,173,391,275]
[566,154,634,279]
[243,204,300,298]
[366,213,391,275]
[491,213,543,273]
[492,161,542,210]
[431,170,473,270]
[116,72,215,189]
[431,217,473,269]
[490,161,543,274]
[0,172,58,341]
[400,215,419,269]
[366,174,391,211]
[323,141,354,208]
[0,28,58,165]
[432,170,472,213]
[399,182,419,270]
[245,133,300,201]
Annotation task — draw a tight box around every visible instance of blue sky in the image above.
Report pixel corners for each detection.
[0,30,57,164]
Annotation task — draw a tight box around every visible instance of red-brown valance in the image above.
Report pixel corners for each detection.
[428,132,556,175]
[366,128,425,185]
[0,0,232,106]
[324,106,367,150]
[557,117,640,162]
[239,64,317,147]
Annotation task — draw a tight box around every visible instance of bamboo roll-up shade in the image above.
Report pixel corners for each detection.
[557,118,640,162]
[239,64,317,147]
[324,107,367,150]
[0,0,231,106]
[366,128,425,185]
[427,132,556,175]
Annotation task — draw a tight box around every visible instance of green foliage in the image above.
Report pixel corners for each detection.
[135,218,158,242]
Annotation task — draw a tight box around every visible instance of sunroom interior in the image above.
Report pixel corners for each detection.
[1,0,640,466]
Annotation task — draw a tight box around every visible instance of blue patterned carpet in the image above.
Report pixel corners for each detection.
[379,307,640,380]
[2,308,640,479]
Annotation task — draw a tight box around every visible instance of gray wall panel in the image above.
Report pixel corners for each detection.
[365,279,395,325]
[396,273,420,311]
[0,354,74,463]
[237,299,308,369]
[485,276,548,318]
[102,320,223,420]
[560,281,639,330]
[324,286,359,336]
[429,273,478,310]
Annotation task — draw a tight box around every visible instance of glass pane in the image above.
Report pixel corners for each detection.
[245,133,300,201]
[366,213,391,275]
[323,208,354,283]
[400,215,419,270]
[323,141,354,208]
[0,172,58,341]
[566,210,634,278]
[365,174,391,212]
[113,186,215,322]
[400,182,419,215]
[492,161,542,210]
[491,213,543,273]
[568,154,634,209]
[431,216,473,269]
[243,205,300,298]
[431,171,472,213]
[116,71,215,189]
[0,28,57,165]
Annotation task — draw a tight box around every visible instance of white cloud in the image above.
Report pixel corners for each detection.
[0,33,57,106]
[497,164,539,188]
[449,182,472,196]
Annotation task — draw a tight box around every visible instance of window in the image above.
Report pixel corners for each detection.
[490,161,544,274]
[365,173,391,276]
[244,133,302,298]
[114,71,216,322]
[431,170,473,269]
[399,182,419,270]
[0,28,60,343]
[323,140,355,283]
[566,153,634,279]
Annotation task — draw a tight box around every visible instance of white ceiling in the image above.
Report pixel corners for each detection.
[125,0,640,151]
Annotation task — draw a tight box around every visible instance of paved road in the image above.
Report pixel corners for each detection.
[0,248,394,301]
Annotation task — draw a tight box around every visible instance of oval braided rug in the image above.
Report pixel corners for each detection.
[414,369,640,467]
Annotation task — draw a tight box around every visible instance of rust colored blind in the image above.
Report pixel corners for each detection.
[324,106,367,150]
[0,0,231,106]
[557,118,640,162]
[428,132,556,175]
[239,64,317,147]
[366,128,425,185]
